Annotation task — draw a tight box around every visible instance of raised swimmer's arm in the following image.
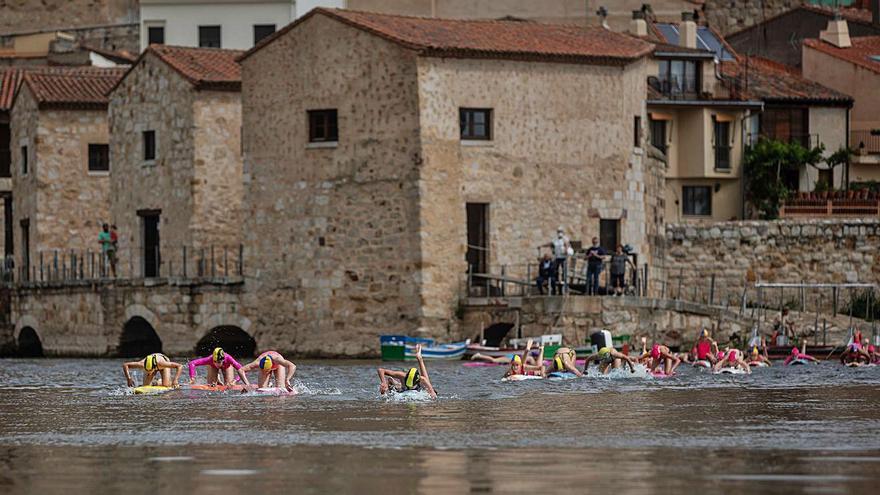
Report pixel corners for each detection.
[122,361,143,387]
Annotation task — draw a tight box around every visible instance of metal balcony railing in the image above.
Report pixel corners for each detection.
[852,130,880,155]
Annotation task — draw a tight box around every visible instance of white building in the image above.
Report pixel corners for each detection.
[139,0,345,51]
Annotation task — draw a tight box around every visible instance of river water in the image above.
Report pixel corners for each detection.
[0,358,878,494]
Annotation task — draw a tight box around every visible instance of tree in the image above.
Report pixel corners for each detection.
[744,138,824,219]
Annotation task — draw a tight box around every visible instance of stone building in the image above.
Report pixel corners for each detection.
[0,69,21,261]
[10,67,124,279]
[108,45,243,278]
[238,8,656,354]
[802,23,880,182]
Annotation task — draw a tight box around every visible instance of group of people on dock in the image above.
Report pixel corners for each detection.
[536,228,635,296]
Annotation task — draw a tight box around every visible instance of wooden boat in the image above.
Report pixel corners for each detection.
[380,335,468,361]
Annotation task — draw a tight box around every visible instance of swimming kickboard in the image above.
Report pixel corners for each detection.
[501,374,544,382]
[548,371,578,380]
[133,385,172,395]
[716,368,747,374]
[187,384,244,392]
[250,387,296,396]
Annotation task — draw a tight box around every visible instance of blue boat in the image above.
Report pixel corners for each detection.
[380,335,468,361]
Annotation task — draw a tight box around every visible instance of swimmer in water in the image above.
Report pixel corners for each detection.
[583,346,637,374]
[649,343,682,375]
[470,351,538,366]
[548,346,583,377]
[712,349,752,374]
[690,328,719,365]
[503,339,546,379]
[188,347,251,386]
[122,353,183,388]
[840,340,871,365]
[783,343,818,365]
[377,344,437,399]
[240,350,297,391]
[747,345,772,367]
[865,339,880,364]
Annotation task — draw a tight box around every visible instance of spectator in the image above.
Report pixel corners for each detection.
[584,237,606,295]
[98,223,117,278]
[539,227,571,293]
[609,245,635,296]
[535,253,558,295]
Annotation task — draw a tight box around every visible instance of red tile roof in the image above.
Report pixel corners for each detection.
[721,56,853,105]
[803,36,880,75]
[0,69,23,112]
[20,68,126,110]
[149,45,242,89]
[241,8,654,65]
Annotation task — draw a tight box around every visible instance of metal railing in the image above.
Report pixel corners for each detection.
[852,129,880,155]
[781,190,880,217]
[3,244,244,286]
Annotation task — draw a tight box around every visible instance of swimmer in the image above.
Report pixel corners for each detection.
[240,350,297,391]
[377,344,437,399]
[649,343,682,375]
[636,337,653,366]
[690,328,719,365]
[122,353,183,388]
[188,347,251,386]
[583,346,637,374]
[865,339,880,364]
[471,351,538,366]
[503,339,546,379]
[747,345,772,367]
[712,349,752,374]
[548,346,583,377]
[783,343,818,365]
[840,340,870,365]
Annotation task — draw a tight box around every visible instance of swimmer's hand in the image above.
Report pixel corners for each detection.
[285,384,294,393]
[379,382,389,394]
[126,377,135,387]
[172,380,180,388]
[189,378,196,385]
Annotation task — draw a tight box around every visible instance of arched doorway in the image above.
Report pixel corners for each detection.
[195,326,256,359]
[118,317,163,357]
[17,327,43,357]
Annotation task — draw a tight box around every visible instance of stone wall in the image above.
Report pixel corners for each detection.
[109,51,197,274]
[239,14,425,357]
[0,0,137,34]
[11,86,111,273]
[416,56,652,331]
[703,0,799,35]
[662,219,880,309]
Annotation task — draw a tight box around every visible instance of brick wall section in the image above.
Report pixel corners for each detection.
[240,14,424,356]
[11,85,110,273]
[415,56,652,329]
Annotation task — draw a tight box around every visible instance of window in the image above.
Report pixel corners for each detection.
[600,219,620,252]
[0,123,10,178]
[760,107,809,147]
[20,146,27,175]
[818,168,833,189]
[650,118,667,154]
[657,59,700,95]
[633,115,641,148]
[682,186,712,216]
[88,144,110,173]
[147,26,165,45]
[466,203,489,276]
[253,24,276,45]
[460,108,492,141]
[713,118,731,170]
[307,110,338,143]
[143,131,156,161]
[198,25,221,48]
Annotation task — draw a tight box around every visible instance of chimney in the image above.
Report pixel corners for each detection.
[820,13,852,48]
[596,6,609,29]
[631,10,648,37]
[679,11,697,49]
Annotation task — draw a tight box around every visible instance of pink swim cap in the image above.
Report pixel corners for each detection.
[727,350,736,362]
[790,347,800,356]
[651,344,660,359]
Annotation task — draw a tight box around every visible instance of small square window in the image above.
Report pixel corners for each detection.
[633,115,642,148]
[88,144,110,172]
[20,145,28,175]
[253,24,276,45]
[308,110,338,143]
[143,131,156,161]
[683,186,712,216]
[198,25,221,48]
[147,26,165,45]
[460,108,492,141]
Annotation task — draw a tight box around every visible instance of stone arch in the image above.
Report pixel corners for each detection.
[17,327,43,357]
[118,316,163,357]
[197,313,253,338]
[124,304,160,332]
[195,326,256,359]
[482,322,515,347]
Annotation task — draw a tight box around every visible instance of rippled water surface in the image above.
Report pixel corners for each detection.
[0,359,879,494]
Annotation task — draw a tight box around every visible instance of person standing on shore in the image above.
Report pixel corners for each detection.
[609,245,634,296]
[539,227,571,293]
[584,237,606,295]
[98,223,117,278]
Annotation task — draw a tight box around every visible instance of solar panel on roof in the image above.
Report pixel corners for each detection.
[656,24,679,45]
[697,27,735,61]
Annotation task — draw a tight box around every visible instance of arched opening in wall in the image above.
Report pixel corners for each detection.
[118,317,163,357]
[479,323,515,347]
[195,326,255,359]
[17,327,43,357]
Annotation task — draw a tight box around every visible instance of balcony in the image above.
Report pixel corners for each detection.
[852,130,880,155]
[780,190,880,218]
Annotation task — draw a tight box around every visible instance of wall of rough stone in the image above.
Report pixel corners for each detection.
[416,56,652,332]
[703,0,799,35]
[0,0,137,33]
[109,51,197,275]
[240,14,425,356]
[11,86,111,274]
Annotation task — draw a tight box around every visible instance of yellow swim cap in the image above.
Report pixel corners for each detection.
[212,347,225,364]
[404,368,421,389]
[598,347,611,357]
[259,355,273,371]
[554,356,564,371]
[700,328,709,338]
[511,355,522,365]
[144,354,158,371]
[751,346,759,356]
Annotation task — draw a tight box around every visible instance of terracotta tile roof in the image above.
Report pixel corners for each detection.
[241,8,654,65]
[721,56,853,105]
[803,36,880,75]
[0,69,24,112]
[79,44,137,64]
[149,45,242,89]
[20,67,126,110]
